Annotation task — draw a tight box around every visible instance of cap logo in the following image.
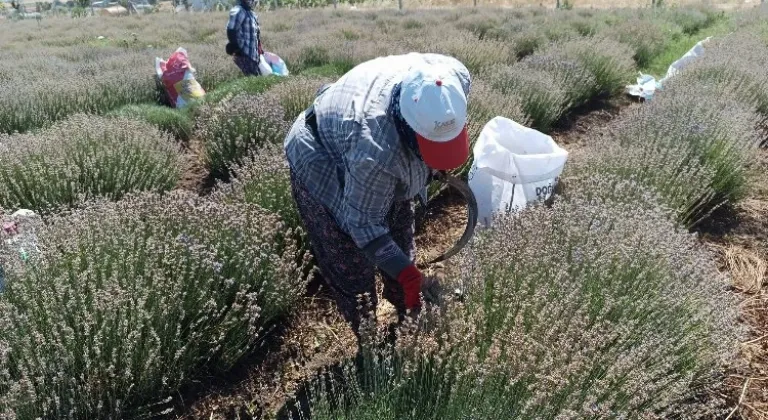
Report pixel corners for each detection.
[434,118,456,133]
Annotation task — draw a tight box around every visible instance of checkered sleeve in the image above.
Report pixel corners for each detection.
[341,121,399,249]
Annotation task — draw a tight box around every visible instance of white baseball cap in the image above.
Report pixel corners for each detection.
[399,64,469,171]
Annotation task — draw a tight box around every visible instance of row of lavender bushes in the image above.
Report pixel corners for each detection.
[0,5,741,419]
[0,5,720,135]
[285,13,768,420]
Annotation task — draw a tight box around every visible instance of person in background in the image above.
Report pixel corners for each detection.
[226,0,263,76]
[283,52,472,341]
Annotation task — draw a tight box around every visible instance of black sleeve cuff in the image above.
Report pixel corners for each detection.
[362,234,412,280]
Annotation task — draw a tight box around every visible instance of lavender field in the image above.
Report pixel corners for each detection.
[0,4,767,419]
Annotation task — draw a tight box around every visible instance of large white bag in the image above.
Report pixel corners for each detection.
[468,116,569,228]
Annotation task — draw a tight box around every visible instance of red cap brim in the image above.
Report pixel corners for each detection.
[416,125,470,171]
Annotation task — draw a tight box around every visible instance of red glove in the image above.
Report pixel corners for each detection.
[397,264,422,310]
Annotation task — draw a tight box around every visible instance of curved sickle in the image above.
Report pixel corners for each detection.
[425,172,479,265]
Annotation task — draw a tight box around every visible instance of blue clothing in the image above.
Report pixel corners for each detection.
[283,52,471,250]
[226,4,260,60]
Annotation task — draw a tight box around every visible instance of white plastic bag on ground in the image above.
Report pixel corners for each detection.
[258,54,273,76]
[659,36,711,83]
[626,36,711,100]
[264,51,289,76]
[626,73,659,100]
[468,116,569,228]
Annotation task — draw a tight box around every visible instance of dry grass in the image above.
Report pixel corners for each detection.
[346,0,754,9]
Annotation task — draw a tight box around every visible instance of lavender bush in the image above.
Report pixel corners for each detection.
[108,104,194,142]
[197,93,289,179]
[609,89,759,209]
[541,36,636,98]
[668,32,768,115]
[661,7,719,35]
[261,75,336,123]
[488,64,570,132]
[0,191,309,419]
[213,144,312,277]
[214,144,301,245]
[0,114,180,214]
[606,18,676,68]
[517,53,597,108]
[565,141,721,228]
[298,197,737,419]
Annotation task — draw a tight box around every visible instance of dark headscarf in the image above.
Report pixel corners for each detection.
[240,0,254,10]
[389,82,423,161]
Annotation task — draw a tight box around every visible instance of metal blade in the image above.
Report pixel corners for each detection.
[425,172,478,265]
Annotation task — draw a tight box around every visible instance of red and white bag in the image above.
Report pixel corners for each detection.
[155,47,206,108]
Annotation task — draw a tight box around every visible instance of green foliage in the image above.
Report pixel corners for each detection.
[0,57,158,134]
[607,18,677,68]
[565,141,721,228]
[543,36,636,98]
[262,75,335,123]
[213,144,313,277]
[0,114,181,214]
[108,103,194,142]
[613,91,758,210]
[71,6,87,17]
[194,74,285,107]
[300,63,350,78]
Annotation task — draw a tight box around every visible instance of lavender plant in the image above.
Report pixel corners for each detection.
[517,52,597,108]
[0,47,158,134]
[668,32,768,115]
[565,141,721,228]
[541,36,636,98]
[214,144,301,247]
[606,18,676,68]
[609,89,759,209]
[297,197,737,419]
[488,63,571,132]
[197,93,289,179]
[0,191,309,419]
[261,75,336,123]
[108,104,194,142]
[0,114,180,214]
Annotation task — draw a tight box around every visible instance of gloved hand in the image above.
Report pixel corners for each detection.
[421,274,443,306]
[396,264,422,310]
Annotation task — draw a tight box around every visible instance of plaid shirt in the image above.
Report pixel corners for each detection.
[226,5,260,60]
[284,53,471,249]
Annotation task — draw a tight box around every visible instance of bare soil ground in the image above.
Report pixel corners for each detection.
[178,139,218,196]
